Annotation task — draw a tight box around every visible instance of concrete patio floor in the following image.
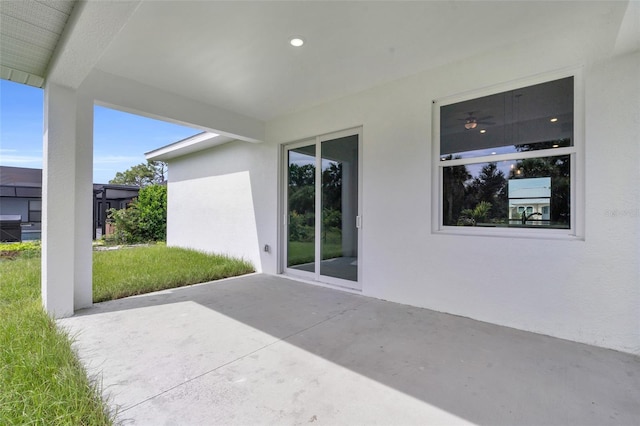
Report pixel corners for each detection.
[58,274,640,425]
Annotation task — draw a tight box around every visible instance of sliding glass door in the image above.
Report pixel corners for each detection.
[319,134,359,282]
[286,141,316,274]
[284,129,361,289]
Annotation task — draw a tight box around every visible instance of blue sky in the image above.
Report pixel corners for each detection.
[0,79,199,183]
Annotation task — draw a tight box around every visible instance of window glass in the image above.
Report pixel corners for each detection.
[28,200,42,223]
[442,155,570,228]
[439,75,575,232]
[287,145,316,270]
[440,77,573,159]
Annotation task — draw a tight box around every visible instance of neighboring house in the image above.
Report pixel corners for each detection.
[2,2,638,356]
[92,183,141,239]
[507,177,551,225]
[0,166,43,241]
[0,166,138,241]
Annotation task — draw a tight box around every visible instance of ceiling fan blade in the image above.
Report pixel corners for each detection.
[478,121,496,125]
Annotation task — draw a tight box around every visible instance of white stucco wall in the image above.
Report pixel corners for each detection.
[166,21,639,353]
[262,54,639,353]
[167,141,278,273]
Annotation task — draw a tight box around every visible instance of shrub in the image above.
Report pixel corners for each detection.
[109,206,142,244]
[109,184,167,243]
[136,184,167,241]
[456,201,492,226]
[0,241,41,259]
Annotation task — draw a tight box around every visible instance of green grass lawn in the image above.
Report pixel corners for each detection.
[0,244,254,425]
[93,245,254,302]
[287,241,343,267]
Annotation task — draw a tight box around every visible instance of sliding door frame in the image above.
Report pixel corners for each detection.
[282,138,317,282]
[280,127,363,291]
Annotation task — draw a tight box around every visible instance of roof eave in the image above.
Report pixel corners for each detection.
[145,132,235,162]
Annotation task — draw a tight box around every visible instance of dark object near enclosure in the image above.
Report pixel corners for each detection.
[93,184,140,239]
[0,215,22,242]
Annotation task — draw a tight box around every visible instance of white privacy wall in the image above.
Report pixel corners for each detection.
[264,46,640,351]
[167,141,278,273]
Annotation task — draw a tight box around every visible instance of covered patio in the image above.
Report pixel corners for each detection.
[0,0,638,356]
[59,274,640,425]
[2,4,639,421]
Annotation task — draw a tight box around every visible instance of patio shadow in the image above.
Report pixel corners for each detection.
[61,274,640,425]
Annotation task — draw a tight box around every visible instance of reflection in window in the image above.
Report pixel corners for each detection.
[440,77,573,159]
[509,178,549,226]
[287,146,316,269]
[442,156,570,228]
[321,135,358,281]
[438,76,575,231]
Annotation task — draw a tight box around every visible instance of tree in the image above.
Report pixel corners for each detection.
[288,163,315,218]
[288,163,315,187]
[288,163,316,243]
[109,161,167,187]
[322,162,342,211]
[465,162,507,222]
[108,184,167,243]
[135,185,168,241]
[321,162,343,243]
[442,156,471,225]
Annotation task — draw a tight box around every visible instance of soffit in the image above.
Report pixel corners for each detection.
[0,0,75,88]
[94,1,627,121]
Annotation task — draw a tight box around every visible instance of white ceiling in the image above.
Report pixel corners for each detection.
[93,1,629,122]
[1,1,634,123]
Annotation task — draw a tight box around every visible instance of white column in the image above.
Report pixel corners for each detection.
[74,92,94,309]
[42,83,93,318]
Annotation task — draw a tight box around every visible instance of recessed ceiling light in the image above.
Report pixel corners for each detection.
[552,144,559,148]
[550,117,558,122]
[480,129,487,134]
[491,152,497,155]
[290,37,304,47]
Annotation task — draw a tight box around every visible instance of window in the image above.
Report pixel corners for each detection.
[435,74,579,235]
[28,200,41,222]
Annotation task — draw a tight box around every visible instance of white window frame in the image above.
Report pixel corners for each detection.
[431,67,584,240]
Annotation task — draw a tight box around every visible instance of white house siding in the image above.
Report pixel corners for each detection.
[167,140,278,274]
[167,31,639,352]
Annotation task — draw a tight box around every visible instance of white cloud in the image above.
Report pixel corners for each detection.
[0,154,43,167]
